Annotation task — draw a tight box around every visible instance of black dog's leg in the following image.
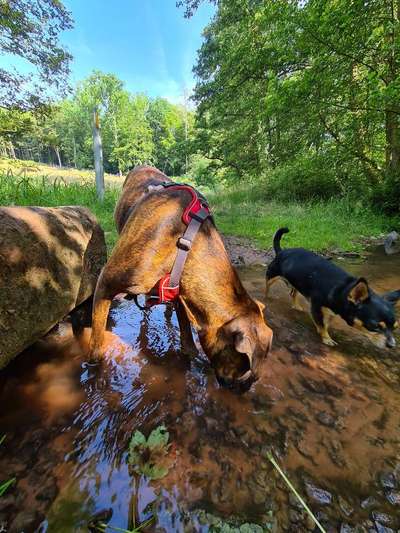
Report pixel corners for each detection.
[310,301,337,346]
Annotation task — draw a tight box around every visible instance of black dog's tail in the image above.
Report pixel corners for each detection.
[273,227,289,254]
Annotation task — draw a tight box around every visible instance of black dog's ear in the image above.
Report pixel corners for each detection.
[347,278,370,304]
[383,289,400,307]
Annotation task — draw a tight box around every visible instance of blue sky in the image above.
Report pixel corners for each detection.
[1,0,214,104]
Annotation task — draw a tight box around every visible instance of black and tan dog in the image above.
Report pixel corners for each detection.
[89,166,273,390]
[266,228,400,348]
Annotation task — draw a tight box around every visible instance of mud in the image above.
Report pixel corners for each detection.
[0,247,399,532]
[221,235,273,267]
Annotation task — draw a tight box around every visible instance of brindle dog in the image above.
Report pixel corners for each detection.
[89,166,273,390]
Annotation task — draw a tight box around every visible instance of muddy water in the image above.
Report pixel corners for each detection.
[0,247,400,532]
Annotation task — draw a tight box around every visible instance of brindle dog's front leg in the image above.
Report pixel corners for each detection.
[175,300,198,357]
[89,281,113,361]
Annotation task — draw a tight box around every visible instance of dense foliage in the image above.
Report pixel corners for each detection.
[0,0,73,108]
[180,0,400,211]
[0,71,194,176]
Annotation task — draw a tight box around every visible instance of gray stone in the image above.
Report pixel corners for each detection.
[338,496,354,516]
[315,411,336,427]
[374,523,395,533]
[385,490,400,506]
[384,231,399,255]
[379,472,396,490]
[0,206,106,368]
[361,496,379,509]
[305,482,332,505]
[371,512,393,526]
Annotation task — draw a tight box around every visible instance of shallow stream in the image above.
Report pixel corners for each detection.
[0,247,400,532]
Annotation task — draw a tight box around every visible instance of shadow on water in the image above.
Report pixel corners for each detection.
[0,246,400,532]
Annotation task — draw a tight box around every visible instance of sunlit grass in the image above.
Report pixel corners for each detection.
[0,173,120,252]
[1,170,397,256]
[208,186,398,253]
[0,156,121,185]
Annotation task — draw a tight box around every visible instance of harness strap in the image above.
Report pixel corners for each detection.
[140,183,212,307]
[169,206,209,286]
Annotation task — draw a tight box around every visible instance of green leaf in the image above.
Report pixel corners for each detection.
[0,477,15,497]
[147,425,169,452]
[144,464,168,480]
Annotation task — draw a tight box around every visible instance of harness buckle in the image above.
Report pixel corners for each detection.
[177,237,192,251]
[188,206,210,223]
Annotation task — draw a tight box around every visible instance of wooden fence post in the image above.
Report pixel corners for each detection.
[92,106,105,202]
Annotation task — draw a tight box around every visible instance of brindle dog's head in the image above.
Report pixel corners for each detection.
[201,301,273,392]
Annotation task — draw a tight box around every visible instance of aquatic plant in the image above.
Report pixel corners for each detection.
[266,452,326,533]
[92,516,154,533]
[0,435,15,496]
[128,425,171,480]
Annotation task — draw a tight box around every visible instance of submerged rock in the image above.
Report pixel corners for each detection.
[374,523,395,533]
[384,231,399,255]
[9,510,40,533]
[385,490,400,506]
[315,411,337,428]
[379,472,397,490]
[305,482,332,505]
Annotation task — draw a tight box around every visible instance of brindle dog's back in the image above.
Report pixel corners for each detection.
[114,166,170,234]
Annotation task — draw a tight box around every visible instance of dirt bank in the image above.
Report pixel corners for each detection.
[222,235,273,267]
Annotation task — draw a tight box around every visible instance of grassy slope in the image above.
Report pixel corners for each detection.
[0,157,121,185]
[0,158,397,254]
[0,171,120,251]
[208,187,398,253]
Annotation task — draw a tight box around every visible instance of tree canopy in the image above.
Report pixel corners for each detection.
[0,0,73,109]
[0,71,194,176]
[186,0,400,211]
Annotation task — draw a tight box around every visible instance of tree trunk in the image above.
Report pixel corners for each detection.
[72,136,77,168]
[93,107,105,202]
[385,110,400,173]
[112,113,122,177]
[55,147,62,167]
[8,141,16,159]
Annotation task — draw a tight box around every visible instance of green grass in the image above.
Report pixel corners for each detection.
[267,452,326,533]
[0,173,120,251]
[208,187,398,253]
[0,435,15,497]
[1,171,397,255]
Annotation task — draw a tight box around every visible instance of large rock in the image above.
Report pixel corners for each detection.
[0,206,106,368]
[384,231,399,255]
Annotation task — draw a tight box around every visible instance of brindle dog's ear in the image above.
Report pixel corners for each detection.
[347,278,370,305]
[223,317,253,357]
[383,289,400,307]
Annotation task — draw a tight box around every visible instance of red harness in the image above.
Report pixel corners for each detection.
[136,182,212,308]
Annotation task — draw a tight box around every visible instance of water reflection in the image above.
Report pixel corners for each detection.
[0,247,399,531]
